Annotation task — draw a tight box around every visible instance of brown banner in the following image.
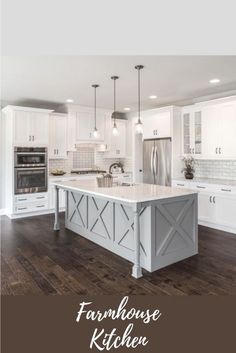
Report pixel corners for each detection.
[1,295,236,353]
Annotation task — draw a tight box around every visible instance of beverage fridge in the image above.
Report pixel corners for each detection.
[143,138,171,186]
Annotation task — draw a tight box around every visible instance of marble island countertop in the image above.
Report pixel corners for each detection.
[53,179,197,203]
[173,177,236,187]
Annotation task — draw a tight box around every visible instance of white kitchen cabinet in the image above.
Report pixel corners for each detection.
[103,119,127,158]
[14,110,31,144]
[6,106,52,146]
[215,194,236,229]
[143,110,171,139]
[172,179,236,234]
[49,114,67,159]
[198,192,216,223]
[201,101,236,159]
[182,108,202,155]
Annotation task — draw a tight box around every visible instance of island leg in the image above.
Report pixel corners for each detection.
[54,185,60,231]
[132,204,142,279]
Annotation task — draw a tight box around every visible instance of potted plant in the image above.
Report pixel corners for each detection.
[182,156,196,180]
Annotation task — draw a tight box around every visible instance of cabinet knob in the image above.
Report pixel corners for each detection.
[215,148,218,154]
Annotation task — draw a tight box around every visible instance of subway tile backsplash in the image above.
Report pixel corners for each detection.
[49,147,133,173]
[194,159,236,180]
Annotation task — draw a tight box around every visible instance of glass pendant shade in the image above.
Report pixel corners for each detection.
[112,121,118,136]
[93,127,99,138]
[135,120,143,134]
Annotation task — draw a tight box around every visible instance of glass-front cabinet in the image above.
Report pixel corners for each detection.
[182,108,202,156]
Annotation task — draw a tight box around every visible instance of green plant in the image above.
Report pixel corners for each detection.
[181,156,196,174]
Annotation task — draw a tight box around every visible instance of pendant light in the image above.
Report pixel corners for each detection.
[111,76,119,136]
[135,65,144,134]
[92,84,99,138]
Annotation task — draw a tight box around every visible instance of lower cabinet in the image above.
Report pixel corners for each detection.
[172,179,236,234]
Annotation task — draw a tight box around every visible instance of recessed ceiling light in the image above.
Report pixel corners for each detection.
[209,78,220,84]
[66,98,74,103]
[149,95,157,99]
[124,107,131,111]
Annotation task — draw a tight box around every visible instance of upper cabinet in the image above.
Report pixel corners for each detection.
[142,108,171,139]
[49,113,68,159]
[3,106,52,146]
[201,101,236,159]
[182,108,202,155]
[182,98,236,159]
[66,106,108,148]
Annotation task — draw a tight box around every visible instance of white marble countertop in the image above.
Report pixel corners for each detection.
[173,177,236,187]
[52,180,197,203]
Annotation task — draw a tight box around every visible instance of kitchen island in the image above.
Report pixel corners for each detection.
[53,180,198,278]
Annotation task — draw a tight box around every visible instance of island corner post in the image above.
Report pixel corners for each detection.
[53,185,60,231]
[132,202,142,279]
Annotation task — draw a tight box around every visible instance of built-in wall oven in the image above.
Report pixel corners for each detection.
[14,147,48,194]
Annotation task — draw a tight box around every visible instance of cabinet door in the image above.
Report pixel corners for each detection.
[218,103,236,158]
[198,192,216,222]
[215,194,236,229]
[54,116,67,158]
[30,112,49,145]
[75,111,93,141]
[143,111,171,139]
[201,106,220,157]
[14,111,31,144]
[193,111,202,155]
[183,112,191,154]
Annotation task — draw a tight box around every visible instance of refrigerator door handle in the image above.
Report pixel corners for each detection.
[150,146,154,176]
[155,146,158,177]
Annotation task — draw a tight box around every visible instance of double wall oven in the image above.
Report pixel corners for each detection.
[14,147,48,194]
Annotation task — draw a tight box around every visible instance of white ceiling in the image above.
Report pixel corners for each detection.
[1,56,236,111]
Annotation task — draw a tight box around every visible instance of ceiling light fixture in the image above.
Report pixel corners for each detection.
[209,78,220,84]
[66,98,74,103]
[135,65,144,134]
[124,107,131,111]
[92,84,99,138]
[149,95,157,99]
[111,76,119,136]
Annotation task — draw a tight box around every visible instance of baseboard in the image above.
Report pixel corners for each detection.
[0,209,6,216]
[199,220,236,235]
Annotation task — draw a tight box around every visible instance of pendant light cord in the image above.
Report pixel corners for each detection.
[94,86,97,129]
[138,68,140,122]
[114,78,116,124]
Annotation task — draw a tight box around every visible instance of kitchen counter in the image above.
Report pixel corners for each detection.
[52,181,198,278]
[173,177,236,187]
[52,179,196,203]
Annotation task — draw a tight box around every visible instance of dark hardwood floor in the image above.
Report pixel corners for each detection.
[1,213,236,295]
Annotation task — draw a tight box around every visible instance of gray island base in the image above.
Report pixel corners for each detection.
[53,180,198,278]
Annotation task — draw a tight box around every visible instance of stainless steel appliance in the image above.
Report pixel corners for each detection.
[143,138,171,186]
[14,147,47,194]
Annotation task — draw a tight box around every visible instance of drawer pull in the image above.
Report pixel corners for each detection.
[36,205,45,208]
[209,196,212,203]
[123,175,129,178]
[18,198,27,201]
[221,188,231,192]
[213,196,216,203]
[177,183,184,186]
[18,207,27,210]
[197,185,206,189]
[36,196,45,199]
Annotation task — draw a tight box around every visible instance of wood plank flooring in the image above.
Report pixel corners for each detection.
[1,213,236,295]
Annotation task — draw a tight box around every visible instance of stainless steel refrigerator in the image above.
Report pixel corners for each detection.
[143,138,171,186]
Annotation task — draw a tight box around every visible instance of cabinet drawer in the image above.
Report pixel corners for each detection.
[15,193,48,204]
[14,202,48,214]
